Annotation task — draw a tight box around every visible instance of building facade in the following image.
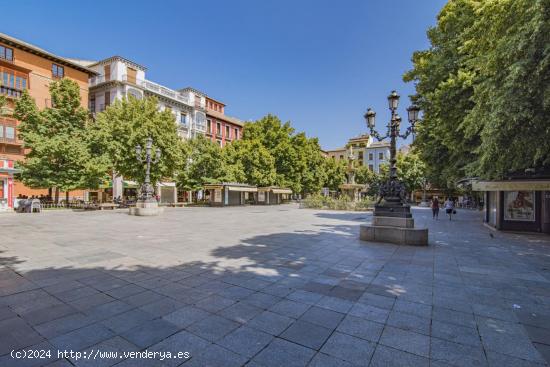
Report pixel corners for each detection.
[0,32,97,208]
[325,134,390,174]
[205,97,243,147]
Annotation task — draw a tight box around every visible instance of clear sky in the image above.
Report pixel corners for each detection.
[3,0,446,150]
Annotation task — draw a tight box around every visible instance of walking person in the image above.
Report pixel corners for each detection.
[431,196,440,220]
[444,197,455,220]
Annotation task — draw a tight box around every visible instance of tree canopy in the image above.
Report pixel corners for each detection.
[91,96,184,185]
[405,0,550,184]
[15,79,108,194]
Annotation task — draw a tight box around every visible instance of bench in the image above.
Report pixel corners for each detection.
[99,203,118,210]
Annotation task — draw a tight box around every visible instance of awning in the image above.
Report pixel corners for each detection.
[158,182,176,187]
[272,188,292,194]
[473,180,550,191]
[227,186,257,192]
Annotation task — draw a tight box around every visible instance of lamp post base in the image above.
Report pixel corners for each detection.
[129,198,163,216]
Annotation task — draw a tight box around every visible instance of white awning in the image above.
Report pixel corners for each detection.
[473,180,550,191]
[227,186,257,192]
[158,182,176,187]
[272,188,292,194]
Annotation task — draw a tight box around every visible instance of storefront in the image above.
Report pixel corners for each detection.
[204,183,257,207]
[0,159,19,212]
[473,179,550,233]
[256,187,292,205]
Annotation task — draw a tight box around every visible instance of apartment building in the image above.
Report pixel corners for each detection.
[325,134,390,174]
[0,32,97,210]
[205,96,243,147]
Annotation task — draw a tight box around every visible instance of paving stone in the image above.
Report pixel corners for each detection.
[85,300,134,321]
[269,299,311,319]
[21,303,79,325]
[35,313,95,339]
[315,296,353,313]
[379,326,430,358]
[308,352,355,367]
[393,299,432,318]
[217,325,274,358]
[121,290,163,307]
[486,351,548,367]
[348,303,390,324]
[432,306,476,329]
[120,319,180,348]
[477,317,546,363]
[302,281,334,295]
[326,286,364,301]
[194,295,236,313]
[252,338,316,367]
[139,298,185,317]
[217,301,263,323]
[431,337,488,367]
[386,311,431,335]
[320,331,375,365]
[71,336,139,367]
[149,330,210,365]
[472,303,518,322]
[187,314,240,342]
[358,292,396,310]
[287,290,324,305]
[299,306,344,330]
[217,286,256,301]
[336,314,384,342]
[242,292,282,309]
[280,320,332,350]
[247,310,295,335]
[185,344,247,367]
[105,284,147,299]
[370,344,429,367]
[431,320,482,347]
[50,323,114,351]
[524,324,550,346]
[101,309,154,334]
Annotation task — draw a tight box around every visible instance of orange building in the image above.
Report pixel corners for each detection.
[0,32,97,207]
[205,97,243,147]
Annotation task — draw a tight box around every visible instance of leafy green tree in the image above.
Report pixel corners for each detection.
[224,139,276,186]
[16,80,108,203]
[323,158,346,191]
[396,150,427,194]
[91,96,183,185]
[405,0,550,182]
[177,135,228,191]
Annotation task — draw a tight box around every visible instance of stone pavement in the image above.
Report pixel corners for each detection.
[1,204,549,366]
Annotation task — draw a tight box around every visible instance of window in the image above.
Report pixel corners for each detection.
[52,64,64,78]
[90,97,96,112]
[180,113,187,125]
[369,164,374,172]
[216,122,221,135]
[0,45,13,61]
[5,126,15,139]
[234,128,238,139]
[207,119,212,133]
[225,126,230,138]
[379,152,384,160]
[369,153,373,160]
[339,155,344,160]
[358,152,363,160]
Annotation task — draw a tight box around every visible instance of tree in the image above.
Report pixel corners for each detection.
[323,158,346,191]
[405,0,550,182]
[223,139,276,187]
[16,80,108,203]
[396,150,427,194]
[177,135,228,191]
[91,96,183,185]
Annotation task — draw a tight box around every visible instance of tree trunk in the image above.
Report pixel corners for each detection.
[54,187,59,204]
[65,191,69,208]
[48,187,52,200]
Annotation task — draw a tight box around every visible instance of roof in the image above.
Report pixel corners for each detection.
[0,32,98,75]
[87,56,147,71]
[206,108,244,127]
[325,147,347,153]
[206,96,226,106]
[369,141,390,148]
[179,87,207,96]
[349,134,371,142]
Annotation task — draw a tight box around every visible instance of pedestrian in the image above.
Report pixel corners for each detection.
[444,197,455,220]
[431,196,440,220]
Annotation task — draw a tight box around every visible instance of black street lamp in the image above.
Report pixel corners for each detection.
[364,91,420,216]
[135,137,161,202]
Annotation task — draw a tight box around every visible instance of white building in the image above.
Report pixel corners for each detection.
[70,56,212,203]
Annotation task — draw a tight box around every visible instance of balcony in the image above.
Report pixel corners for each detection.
[194,123,207,132]
[89,75,107,87]
[0,86,23,98]
[122,76,191,106]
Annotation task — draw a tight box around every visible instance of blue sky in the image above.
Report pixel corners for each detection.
[3,0,445,149]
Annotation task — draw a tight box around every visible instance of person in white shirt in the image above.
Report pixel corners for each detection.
[444,198,454,221]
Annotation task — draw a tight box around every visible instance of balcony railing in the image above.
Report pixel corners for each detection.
[0,86,23,98]
[121,75,191,106]
[89,75,107,87]
[194,123,206,132]
[0,55,14,63]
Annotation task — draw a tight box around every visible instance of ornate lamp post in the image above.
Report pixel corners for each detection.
[364,91,420,216]
[135,137,161,202]
[129,137,164,216]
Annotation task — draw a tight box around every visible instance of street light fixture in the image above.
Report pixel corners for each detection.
[364,90,421,216]
[135,137,161,202]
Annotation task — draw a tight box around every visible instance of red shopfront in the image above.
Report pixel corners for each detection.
[0,159,18,211]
